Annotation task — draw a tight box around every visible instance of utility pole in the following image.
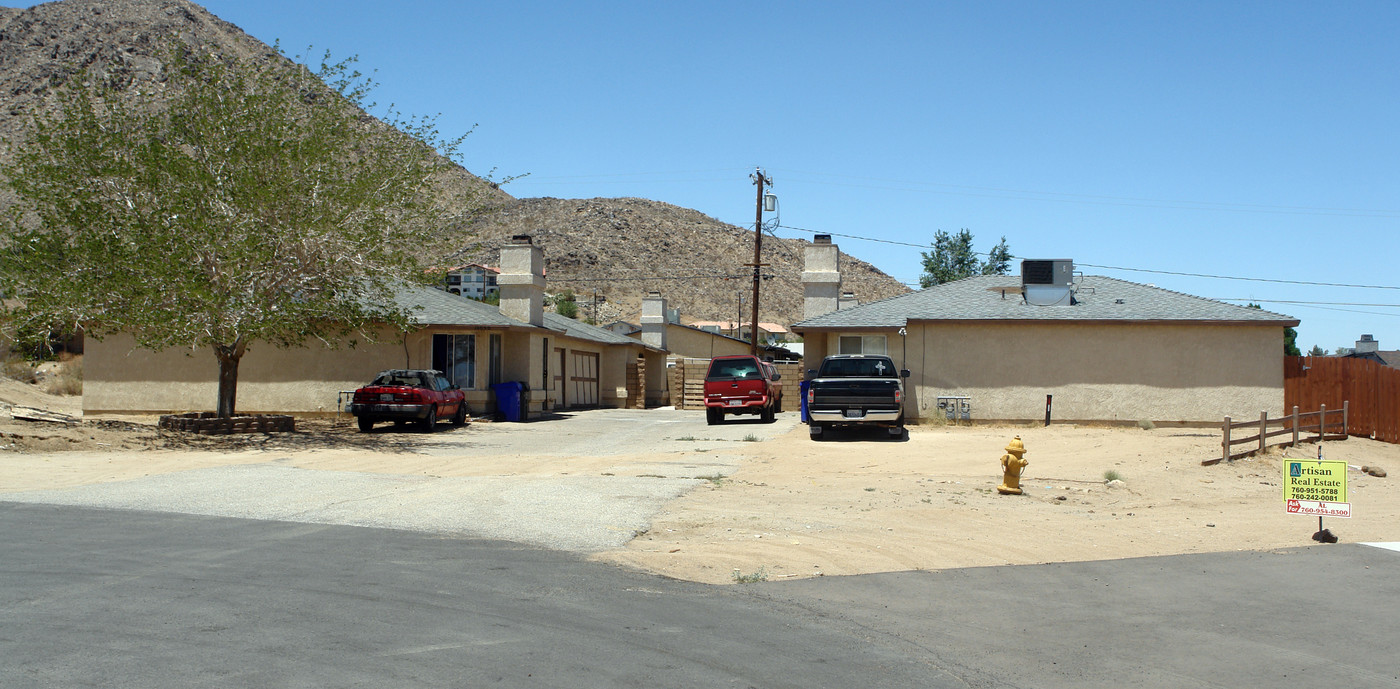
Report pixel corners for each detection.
[748,168,769,356]
[590,291,606,325]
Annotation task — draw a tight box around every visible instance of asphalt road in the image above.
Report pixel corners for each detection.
[0,409,802,552]
[3,503,1397,688]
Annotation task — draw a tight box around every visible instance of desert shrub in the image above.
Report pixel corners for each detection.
[44,373,82,396]
[3,356,37,384]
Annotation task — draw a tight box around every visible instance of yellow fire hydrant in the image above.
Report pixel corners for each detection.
[997,436,1029,495]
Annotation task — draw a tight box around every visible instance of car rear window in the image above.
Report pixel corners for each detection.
[820,358,897,378]
[373,372,427,387]
[708,358,761,379]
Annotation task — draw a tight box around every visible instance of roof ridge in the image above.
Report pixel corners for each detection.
[1084,275,1294,320]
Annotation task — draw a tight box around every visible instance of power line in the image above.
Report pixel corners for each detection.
[774,223,1400,291]
[1213,299,1400,307]
[556,273,753,283]
[767,168,1400,219]
[1075,262,1400,291]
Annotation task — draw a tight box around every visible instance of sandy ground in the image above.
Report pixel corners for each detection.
[2,378,1396,586]
[595,424,1400,583]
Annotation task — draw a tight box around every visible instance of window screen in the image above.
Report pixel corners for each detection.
[838,335,887,355]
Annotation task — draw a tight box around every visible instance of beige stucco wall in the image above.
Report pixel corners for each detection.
[643,349,669,406]
[662,324,750,359]
[85,326,645,417]
[809,322,1284,424]
[84,328,426,415]
[600,346,635,408]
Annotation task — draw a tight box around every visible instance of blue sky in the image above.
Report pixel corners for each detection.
[18,0,1400,351]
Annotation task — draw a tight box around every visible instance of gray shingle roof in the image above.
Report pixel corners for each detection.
[792,275,1299,330]
[394,286,650,348]
[395,286,523,328]
[542,312,648,346]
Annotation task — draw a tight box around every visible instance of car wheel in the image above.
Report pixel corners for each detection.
[706,407,721,425]
[421,406,437,433]
[452,403,468,426]
[888,425,905,440]
[357,417,374,433]
[761,405,775,424]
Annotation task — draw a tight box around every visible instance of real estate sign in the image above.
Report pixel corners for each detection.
[1283,459,1350,518]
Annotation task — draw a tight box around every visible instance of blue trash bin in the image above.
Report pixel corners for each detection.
[799,380,811,423]
[492,381,525,422]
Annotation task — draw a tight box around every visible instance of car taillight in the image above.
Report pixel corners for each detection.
[807,387,814,406]
[894,389,903,406]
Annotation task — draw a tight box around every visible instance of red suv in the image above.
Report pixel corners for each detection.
[703,355,782,425]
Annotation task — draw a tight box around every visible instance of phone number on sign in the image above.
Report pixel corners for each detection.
[1289,487,1341,501]
[1286,499,1351,518]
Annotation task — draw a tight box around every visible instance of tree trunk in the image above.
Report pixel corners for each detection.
[214,340,247,418]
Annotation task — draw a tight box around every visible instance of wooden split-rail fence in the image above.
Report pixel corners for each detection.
[1210,402,1348,465]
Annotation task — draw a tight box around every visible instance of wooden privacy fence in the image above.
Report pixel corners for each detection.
[1285,355,1400,443]
[1211,402,1348,465]
[669,357,803,412]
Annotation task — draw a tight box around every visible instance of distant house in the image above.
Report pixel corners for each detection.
[686,320,790,346]
[606,321,642,337]
[791,236,1299,424]
[443,263,499,300]
[1343,334,1400,369]
[84,237,664,419]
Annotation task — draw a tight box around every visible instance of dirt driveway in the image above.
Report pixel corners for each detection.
[594,420,1400,584]
[2,389,1397,585]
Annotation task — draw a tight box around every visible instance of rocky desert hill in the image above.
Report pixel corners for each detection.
[457,197,909,326]
[1,0,909,328]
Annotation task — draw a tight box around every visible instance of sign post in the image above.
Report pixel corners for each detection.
[1283,447,1350,542]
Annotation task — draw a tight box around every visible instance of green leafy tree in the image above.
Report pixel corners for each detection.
[982,236,1012,276]
[1284,327,1301,356]
[919,230,1013,288]
[1307,345,1327,357]
[0,47,479,417]
[554,290,579,320]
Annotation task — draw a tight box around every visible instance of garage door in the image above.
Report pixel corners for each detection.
[571,352,599,408]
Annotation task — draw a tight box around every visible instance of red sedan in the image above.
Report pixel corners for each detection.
[348,369,468,433]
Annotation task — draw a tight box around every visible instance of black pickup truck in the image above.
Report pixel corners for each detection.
[805,354,909,440]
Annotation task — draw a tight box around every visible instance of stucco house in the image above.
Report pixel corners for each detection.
[792,236,1299,424]
[443,263,499,300]
[83,236,663,419]
[686,320,791,346]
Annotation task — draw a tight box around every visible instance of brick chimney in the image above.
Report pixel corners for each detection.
[802,234,841,320]
[498,234,544,326]
[1356,334,1379,354]
[640,291,667,350]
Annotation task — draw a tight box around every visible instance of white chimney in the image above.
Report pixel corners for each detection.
[1356,334,1379,354]
[498,234,544,326]
[640,291,667,350]
[803,234,841,320]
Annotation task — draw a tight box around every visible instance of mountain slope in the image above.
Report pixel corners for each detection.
[0,0,511,207]
[1,0,909,328]
[461,197,909,326]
